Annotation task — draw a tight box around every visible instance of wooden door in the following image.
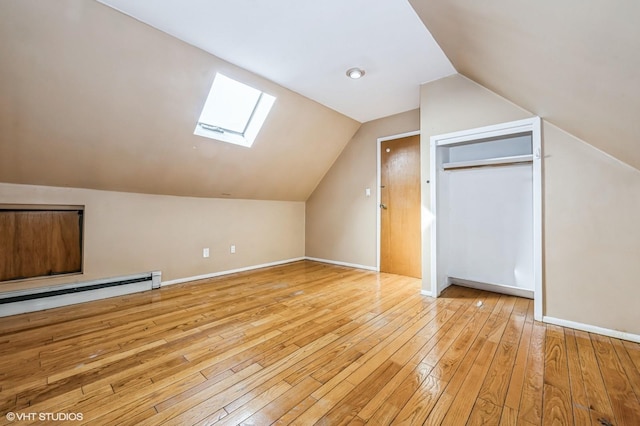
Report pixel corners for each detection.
[380,135,421,278]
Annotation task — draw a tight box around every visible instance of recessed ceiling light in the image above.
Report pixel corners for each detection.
[346,67,365,79]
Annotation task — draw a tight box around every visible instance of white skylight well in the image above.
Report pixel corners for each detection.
[194,73,276,147]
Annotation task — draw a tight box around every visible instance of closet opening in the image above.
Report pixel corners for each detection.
[429,117,542,320]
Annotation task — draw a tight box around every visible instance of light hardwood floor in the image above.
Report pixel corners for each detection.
[1,261,639,425]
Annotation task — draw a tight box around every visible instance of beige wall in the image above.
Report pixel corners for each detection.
[420,74,640,335]
[410,0,640,171]
[544,124,640,333]
[419,75,533,288]
[305,109,420,267]
[0,183,304,293]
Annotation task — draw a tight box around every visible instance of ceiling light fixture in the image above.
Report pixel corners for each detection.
[346,67,365,79]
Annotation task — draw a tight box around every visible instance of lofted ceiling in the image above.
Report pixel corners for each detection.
[96,0,456,123]
[410,0,640,171]
[3,0,637,204]
[0,0,455,202]
[0,0,361,201]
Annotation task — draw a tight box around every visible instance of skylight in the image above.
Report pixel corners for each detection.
[194,73,275,147]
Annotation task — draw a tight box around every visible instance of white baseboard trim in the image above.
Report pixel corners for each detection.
[420,290,433,297]
[161,257,305,287]
[449,277,534,300]
[543,316,640,343]
[304,257,378,272]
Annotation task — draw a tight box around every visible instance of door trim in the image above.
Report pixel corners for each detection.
[376,130,420,272]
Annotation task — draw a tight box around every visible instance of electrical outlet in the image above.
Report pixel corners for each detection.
[203,248,209,258]
[230,245,236,254]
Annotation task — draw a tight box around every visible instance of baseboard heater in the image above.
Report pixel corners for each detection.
[0,271,161,318]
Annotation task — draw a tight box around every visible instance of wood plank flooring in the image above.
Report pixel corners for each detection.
[0,260,639,425]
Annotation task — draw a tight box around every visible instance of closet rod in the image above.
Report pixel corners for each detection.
[442,154,533,171]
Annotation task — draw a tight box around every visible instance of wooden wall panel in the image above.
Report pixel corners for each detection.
[0,210,82,282]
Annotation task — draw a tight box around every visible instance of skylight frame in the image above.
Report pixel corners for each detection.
[194,73,276,148]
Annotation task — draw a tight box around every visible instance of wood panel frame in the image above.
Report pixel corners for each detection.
[0,204,84,283]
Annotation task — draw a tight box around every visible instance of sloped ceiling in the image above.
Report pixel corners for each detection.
[0,0,360,201]
[97,0,455,123]
[410,0,640,170]
[6,1,635,204]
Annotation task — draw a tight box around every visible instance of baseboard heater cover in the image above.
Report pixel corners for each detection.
[0,271,161,317]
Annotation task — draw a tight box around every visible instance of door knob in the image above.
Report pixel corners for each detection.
[380,203,387,210]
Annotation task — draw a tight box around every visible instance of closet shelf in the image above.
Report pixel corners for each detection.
[442,154,533,170]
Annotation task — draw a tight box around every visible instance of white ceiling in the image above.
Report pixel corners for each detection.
[96,0,455,123]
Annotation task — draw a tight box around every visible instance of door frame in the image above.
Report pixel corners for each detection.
[429,117,542,321]
[376,130,421,272]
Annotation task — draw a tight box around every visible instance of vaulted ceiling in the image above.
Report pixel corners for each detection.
[1,0,638,203]
[0,0,455,201]
[0,1,362,201]
[96,0,456,123]
[409,0,640,171]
